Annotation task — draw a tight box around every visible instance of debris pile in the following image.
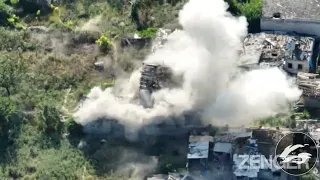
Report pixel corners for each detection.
[151,28,176,52]
[297,72,320,97]
[139,63,172,93]
[240,32,315,68]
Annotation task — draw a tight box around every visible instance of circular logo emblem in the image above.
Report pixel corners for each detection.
[275,132,318,176]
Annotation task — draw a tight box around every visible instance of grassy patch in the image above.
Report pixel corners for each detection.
[0,0,190,179]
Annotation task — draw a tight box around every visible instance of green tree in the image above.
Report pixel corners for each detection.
[0,53,26,96]
[137,27,158,39]
[0,97,16,136]
[231,0,262,33]
[130,0,154,30]
[37,104,63,133]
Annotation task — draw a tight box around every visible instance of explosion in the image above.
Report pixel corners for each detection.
[74,0,301,137]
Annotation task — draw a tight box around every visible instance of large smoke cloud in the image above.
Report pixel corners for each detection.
[74,0,301,132]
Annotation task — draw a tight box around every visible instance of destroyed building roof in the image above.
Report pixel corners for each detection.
[213,131,252,143]
[297,72,320,97]
[239,34,263,66]
[240,33,315,68]
[262,0,320,21]
[213,142,232,153]
[189,135,213,143]
[187,141,209,159]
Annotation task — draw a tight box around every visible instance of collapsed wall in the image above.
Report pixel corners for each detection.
[139,63,173,108]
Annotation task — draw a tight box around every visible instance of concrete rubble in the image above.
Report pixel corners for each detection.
[151,28,176,52]
[240,32,315,71]
[297,72,320,97]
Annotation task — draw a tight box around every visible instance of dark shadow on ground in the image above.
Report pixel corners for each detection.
[0,112,24,179]
[67,111,216,177]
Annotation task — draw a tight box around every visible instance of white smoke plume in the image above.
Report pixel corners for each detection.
[74,0,302,133]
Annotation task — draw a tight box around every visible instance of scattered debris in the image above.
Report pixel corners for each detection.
[94,61,104,71]
[239,32,315,74]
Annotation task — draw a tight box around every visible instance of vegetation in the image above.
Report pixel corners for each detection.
[229,0,263,33]
[253,116,288,127]
[137,27,158,39]
[96,34,114,52]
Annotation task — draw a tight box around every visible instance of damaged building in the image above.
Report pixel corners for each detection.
[139,63,173,108]
[239,32,317,74]
[297,72,320,108]
[261,0,320,37]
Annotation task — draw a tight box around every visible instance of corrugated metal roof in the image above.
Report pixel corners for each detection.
[213,142,232,153]
[187,141,209,159]
[235,132,252,138]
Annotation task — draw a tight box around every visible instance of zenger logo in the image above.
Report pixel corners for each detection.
[275,132,318,176]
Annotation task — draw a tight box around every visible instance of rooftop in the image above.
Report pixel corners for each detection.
[187,141,209,159]
[213,142,232,153]
[240,33,315,67]
[213,131,252,143]
[262,0,320,21]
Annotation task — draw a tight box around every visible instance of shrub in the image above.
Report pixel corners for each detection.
[36,104,63,133]
[100,80,115,89]
[7,14,27,30]
[0,97,16,136]
[300,110,311,119]
[234,0,262,21]
[130,0,155,30]
[0,53,27,96]
[96,34,113,52]
[0,28,37,51]
[137,27,158,39]
[254,116,288,127]
[49,4,62,24]
[65,20,73,29]
[0,0,13,18]
[10,0,19,5]
[231,0,262,32]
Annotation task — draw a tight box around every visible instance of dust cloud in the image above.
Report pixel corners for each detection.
[75,15,102,32]
[115,150,158,180]
[74,0,302,132]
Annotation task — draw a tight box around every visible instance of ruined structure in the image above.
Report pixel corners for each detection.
[239,32,316,74]
[139,63,173,108]
[297,72,320,108]
[297,72,320,97]
[282,35,315,74]
[140,63,172,93]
